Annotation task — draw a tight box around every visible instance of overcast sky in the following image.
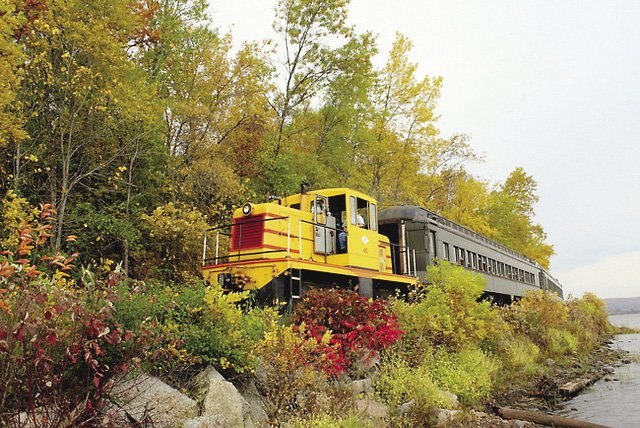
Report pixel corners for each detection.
[208,1,640,299]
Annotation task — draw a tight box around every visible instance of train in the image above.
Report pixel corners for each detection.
[378,206,563,303]
[201,186,562,304]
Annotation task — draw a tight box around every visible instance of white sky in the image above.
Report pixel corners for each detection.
[208,1,640,299]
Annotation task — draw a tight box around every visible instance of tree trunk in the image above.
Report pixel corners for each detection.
[497,407,610,428]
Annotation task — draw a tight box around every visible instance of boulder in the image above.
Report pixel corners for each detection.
[347,378,374,396]
[434,409,460,427]
[193,366,254,428]
[238,380,270,427]
[355,398,389,421]
[111,373,198,428]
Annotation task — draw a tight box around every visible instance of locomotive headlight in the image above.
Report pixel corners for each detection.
[241,203,253,216]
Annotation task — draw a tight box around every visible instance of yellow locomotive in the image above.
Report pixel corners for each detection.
[202,187,418,303]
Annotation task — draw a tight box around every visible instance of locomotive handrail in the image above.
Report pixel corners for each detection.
[203,216,291,265]
[386,241,418,277]
[206,216,289,232]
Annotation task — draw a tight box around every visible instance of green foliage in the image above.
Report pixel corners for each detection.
[376,355,455,422]
[427,347,498,406]
[254,324,331,421]
[286,413,372,428]
[139,202,211,281]
[393,262,496,353]
[114,280,278,374]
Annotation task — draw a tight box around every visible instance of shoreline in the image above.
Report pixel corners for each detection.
[458,339,631,427]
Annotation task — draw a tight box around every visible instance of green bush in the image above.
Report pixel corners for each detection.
[427,346,498,406]
[392,262,498,355]
[499,335,541,376]
[114,280,279,374]
[286,413,372,428]
[376,354,456,421]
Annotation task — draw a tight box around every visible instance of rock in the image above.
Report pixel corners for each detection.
[511,420,529,428]
[355,398,389,421]
[444,391,459,408]
[183,415,225,428]
[399,399,415,415]
[348,378,374,396]
[434,409,460,427]
[193,366,252,428]
[111,373,198,428]
[238,380,270,428]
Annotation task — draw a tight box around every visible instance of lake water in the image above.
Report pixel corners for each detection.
[555,313,640,427]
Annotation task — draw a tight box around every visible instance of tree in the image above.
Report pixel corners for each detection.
[135,0,273,219]
[0,0,28,188]
[486,168,554,268]
[9,0,161,250]
[357,33,442,205]
[270,0,355,157]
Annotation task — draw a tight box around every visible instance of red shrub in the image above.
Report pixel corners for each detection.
[292,288,403,375]
[0,204,156,427]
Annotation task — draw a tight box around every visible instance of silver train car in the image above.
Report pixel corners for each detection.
[378,206,563,303]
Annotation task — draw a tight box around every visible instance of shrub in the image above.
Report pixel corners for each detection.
[0,205,154,427]
[139,202,211,281]
[427,346,499,406]
[566,293,613,349]
[254,325,333,422]
[498,335,541,377]
[292,288,403,376]
[286,413,373,428]
[376,354,455,423]
[392,262,497,355]
[114,279,279,375]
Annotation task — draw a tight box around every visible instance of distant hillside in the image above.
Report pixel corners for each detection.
[603,297,640,315]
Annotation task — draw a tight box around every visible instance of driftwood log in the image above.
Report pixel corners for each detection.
[559,376,599,397]
[497,407,610,428]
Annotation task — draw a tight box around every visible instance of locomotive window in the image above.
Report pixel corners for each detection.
[350,196,371,229]
[487,258,493,274]
[443,242,450,261]
[370,203,377,231]
[472,253,477,269]
[466,250,472,268]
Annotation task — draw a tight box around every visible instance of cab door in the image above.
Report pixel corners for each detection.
[313,194,336,255]
[347,195,378,269]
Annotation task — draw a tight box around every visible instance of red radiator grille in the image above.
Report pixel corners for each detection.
[230,214,265,251]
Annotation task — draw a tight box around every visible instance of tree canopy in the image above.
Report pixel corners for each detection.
[0,0,554,278]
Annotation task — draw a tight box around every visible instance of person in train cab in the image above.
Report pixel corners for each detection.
[356,213,365,227]
[338,223,348,251]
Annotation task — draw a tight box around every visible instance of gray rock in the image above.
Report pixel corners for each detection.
[111,373,198,428]
[238,380,270,428]
[194,366,251,428]
[355,398,389,421]
[183,415,225,428]
[434,409,460,427]
[348,378,374,396]
[399,399,415,415]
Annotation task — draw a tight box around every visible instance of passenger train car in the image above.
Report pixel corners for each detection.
[378,206,563,302]
[202,187,562,304]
